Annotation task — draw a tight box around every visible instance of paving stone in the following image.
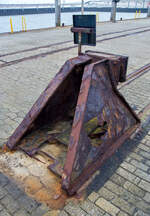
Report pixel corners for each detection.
[129,153,143,162]
[134,210,150,216]
[31,204,49,216]
[0,203,3,211]
[135,200,150,214]
[98,187,116,201]
[134,169,150,182]
[136,179,150,195]
[125,157,131,163]
[0,194,20,214]
[58,210,69,216]
[0,187,8,199]
[4,182,23,199]
[120,161,136,173]
[14,209,30,216]
[6,112,17,120]
[138,144,150,152]
[0,173,9,187]
[112,197,135,215]
[138,150,150,160]
[0,209,11,216]
[145,160,150,167]
[117,211,128,216]
[123,181,145,198]
[119,189,142,205]
[104,180,126,196]
[95,198,120,216]
[18,194,40,214]
[0,131,9,139]
[143,192,150,203]
[110,173,126,186]
[64,202,87,216]
[103,213,111,216]
[81,200,105,216]
[130,159,148,172]
[116,167,137,182]
[43,210,60,216]
[88,191,99,203]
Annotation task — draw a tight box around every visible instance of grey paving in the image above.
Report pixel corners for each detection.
[0,18,150,216]
[0,173,49,216]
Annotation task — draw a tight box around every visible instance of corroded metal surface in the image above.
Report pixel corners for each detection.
[6,52,140,195]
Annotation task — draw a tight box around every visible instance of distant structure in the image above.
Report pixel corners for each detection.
[0,0,148,16]
[0,0,149,9]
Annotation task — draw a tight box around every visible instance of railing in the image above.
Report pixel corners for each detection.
[0,1,150,9]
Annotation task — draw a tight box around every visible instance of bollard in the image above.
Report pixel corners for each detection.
[10,17,13,33]
[96,12,99,23]
[138,10,141,18]
[110,0,120,23]
[24,17,27,32]
[55,0,61,27]
[81,0,84,15]
[22,16,27,32]
[134,10,137,19]
[22,16,24,32]
[148,5,150,17]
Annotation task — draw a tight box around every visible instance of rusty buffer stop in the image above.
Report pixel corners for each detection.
[7,15,140,195]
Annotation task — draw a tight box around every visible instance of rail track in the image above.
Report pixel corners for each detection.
[119,65,150,125]
[119,63,150,89]
[0,25,150,69]
[0,22,150,120]
[0,24,150,58]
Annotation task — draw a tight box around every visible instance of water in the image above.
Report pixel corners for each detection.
[0,11,147,34]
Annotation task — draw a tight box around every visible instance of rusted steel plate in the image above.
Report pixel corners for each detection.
[71,27,94,34]
[62,57,140,194]
[7,55,92,150]
[6,52,140,195]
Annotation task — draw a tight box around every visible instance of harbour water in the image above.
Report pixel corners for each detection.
[0,11,147,34]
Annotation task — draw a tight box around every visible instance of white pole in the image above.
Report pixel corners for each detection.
[148,2,150,17]
[110,1,117,22]
[128,0,130,8]
[81,0,84,15]
[55,0,61,27]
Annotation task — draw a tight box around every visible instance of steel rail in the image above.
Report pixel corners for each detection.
[1,27,150,69]
[119,63,150,89]
[0,25,150,58]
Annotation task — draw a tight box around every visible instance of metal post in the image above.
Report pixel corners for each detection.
[135,0,138,8]
[81,0,84,15]
[78,32,82,55]
[110,0,117,23]
[55,0,61,27]
[148,6,150,17]
[128,0,130,8]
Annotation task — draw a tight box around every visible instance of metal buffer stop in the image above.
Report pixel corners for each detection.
[7,15,140,195]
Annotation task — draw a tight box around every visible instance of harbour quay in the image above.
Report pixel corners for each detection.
[0,17,150,216]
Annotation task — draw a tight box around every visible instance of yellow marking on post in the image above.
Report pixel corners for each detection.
[10,17,13,33]
[96,12,99,23]
[138,10,141,18]
[134,10,137,19]
[24,17,27,32]
[22,16,24,31]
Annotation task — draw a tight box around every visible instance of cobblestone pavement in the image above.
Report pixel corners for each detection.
[0,18,150,215]
[0,172,50,216]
